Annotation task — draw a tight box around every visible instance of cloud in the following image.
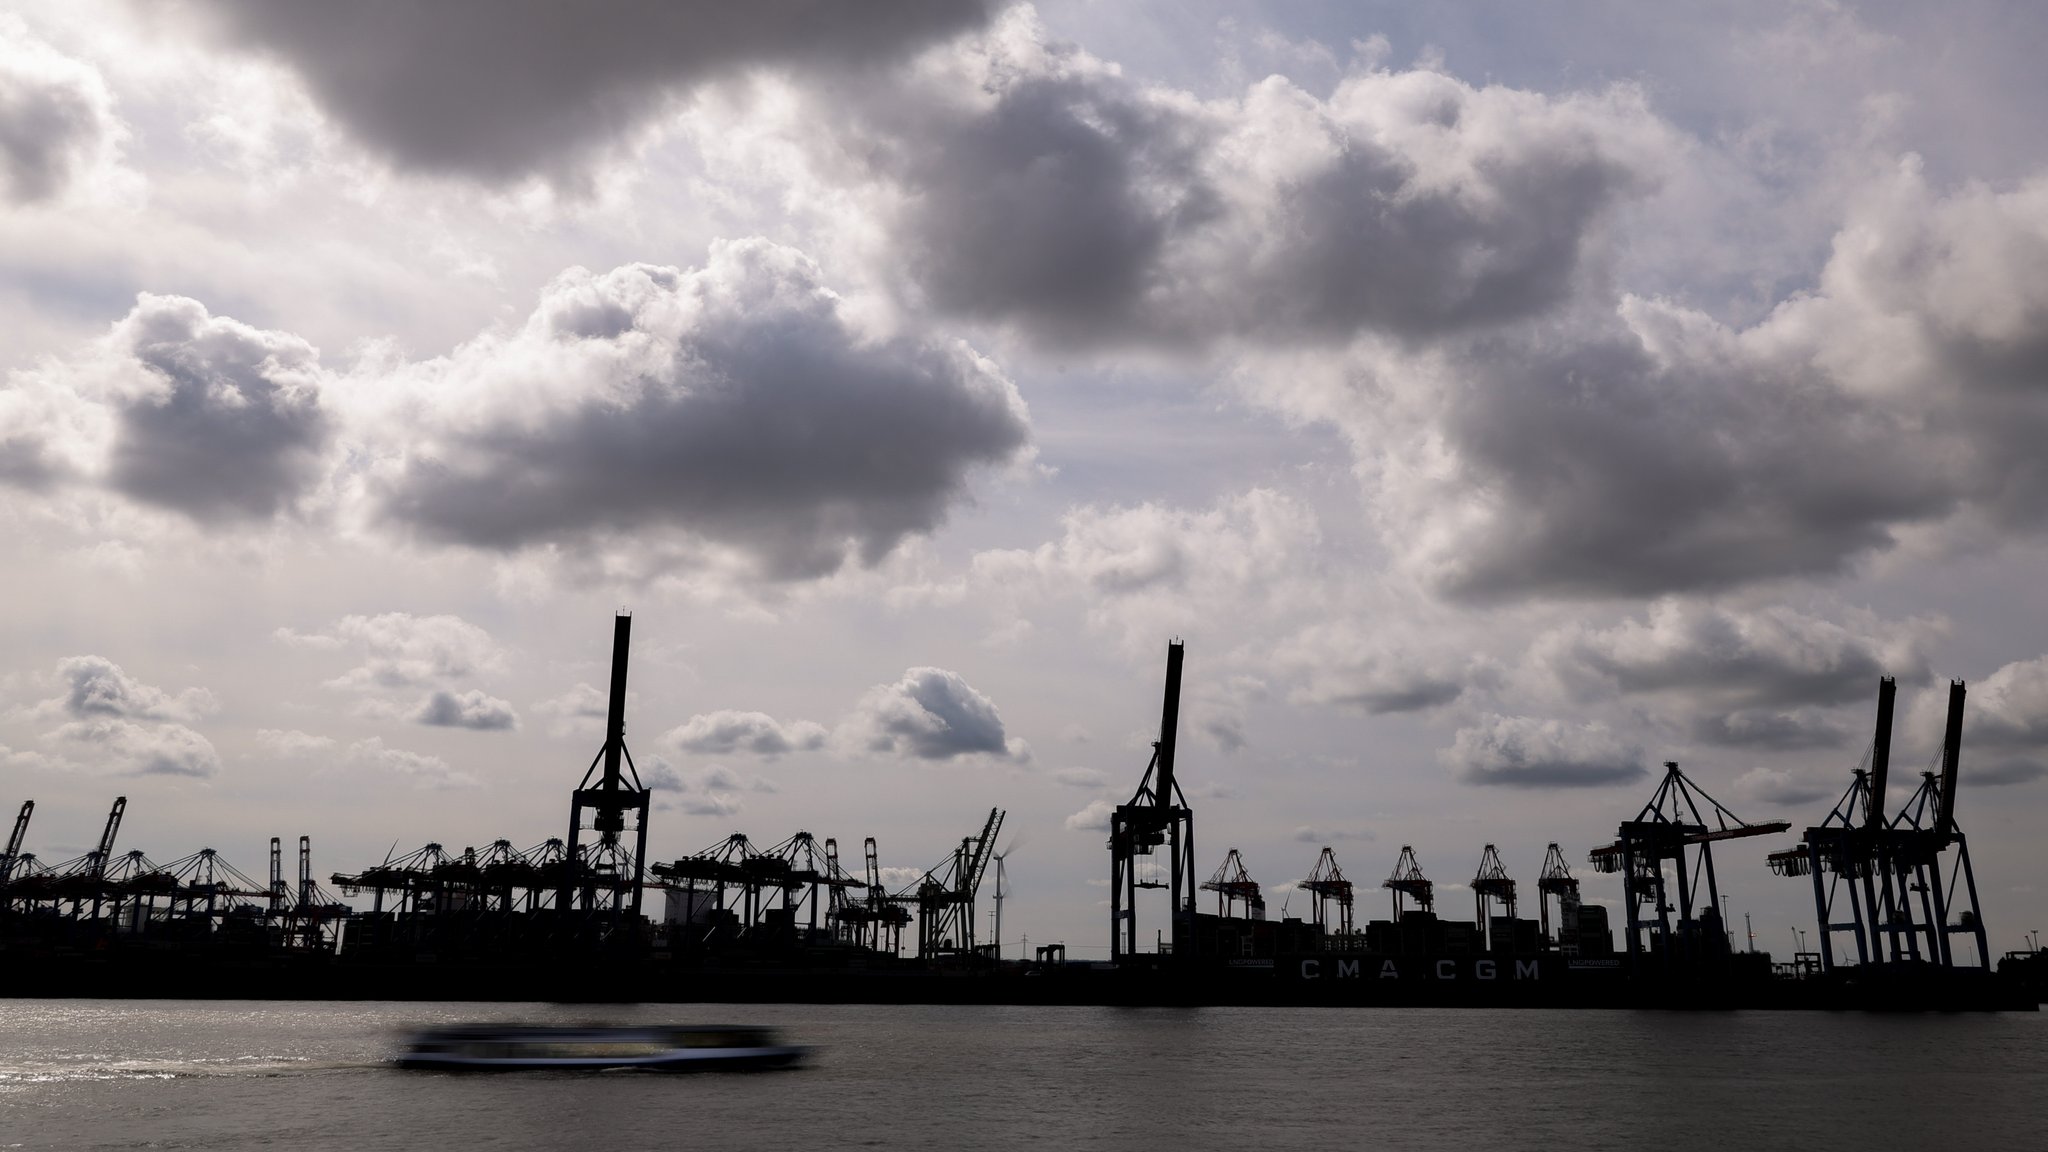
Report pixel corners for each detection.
[797,8,1666,347]
[1253,162,2048,602]
[1537,601,1924,709]
[1052,767,1106,789]
[664,709,826,757]
[0,16,126,204]
[44,655,217,723]
[1440,713,1647,788]
[346,736,476,789]
[409,688,519,731]
[17,656,222,778]
[844,666,1026,762]
[1731,765,1836,808]
[533,683,611,737]
[1064,798,1115,832]
[1688,709,1851,751]
[1949,655,2048,788]
[280,612,504,690]
[255,728,335,758]
[646,760,776,816]
[0,294,332,523]
[178,0,994,182]
[1276,628,1472,715]
[369,241,1031,582]
[975,488,1320,655]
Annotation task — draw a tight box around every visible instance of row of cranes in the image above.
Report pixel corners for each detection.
[1197,840,1590,951]
[652,808,1006,961]
[0,796,348,950]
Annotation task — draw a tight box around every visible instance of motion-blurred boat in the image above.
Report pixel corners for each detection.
[395,1024,803,1071]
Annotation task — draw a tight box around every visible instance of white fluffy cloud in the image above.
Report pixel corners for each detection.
[364,241,1031,582]
[21,656,221,778]
[844,666,1026,762]
[1253,162,2048,601]
[0,293,331,522]
[346,736,476,789]
[0,16,127,204]
[664,710,826,758]
[1952,656,2048,786]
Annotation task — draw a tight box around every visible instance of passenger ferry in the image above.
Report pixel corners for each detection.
[396,1024,804,1071]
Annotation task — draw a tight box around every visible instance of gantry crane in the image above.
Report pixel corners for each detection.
[1472,845,1517,950]
[1301,847,1355,934]
[1383,845,1434,918]
[1201,849,1265,919]
[1109,641,1196,962]
[1591,763,1786,969]
[1536,843,1581,949]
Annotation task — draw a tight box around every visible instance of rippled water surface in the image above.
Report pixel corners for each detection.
[1,999,2041,1150]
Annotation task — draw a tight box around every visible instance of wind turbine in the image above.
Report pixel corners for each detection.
[991,836,1022,963]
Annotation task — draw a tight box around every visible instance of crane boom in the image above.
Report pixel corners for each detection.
[91,796,126,879]
[2,800,30,881]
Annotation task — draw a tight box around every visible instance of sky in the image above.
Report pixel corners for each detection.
[3,0,2047,961]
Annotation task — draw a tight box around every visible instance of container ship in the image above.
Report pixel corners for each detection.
[0,618,2034,1011]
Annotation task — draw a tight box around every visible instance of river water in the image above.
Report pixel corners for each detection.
[0,999,2040,1150]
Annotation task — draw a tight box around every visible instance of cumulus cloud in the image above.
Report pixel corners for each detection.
[1064,798,1114,832]
[794,8,1666,347]
[279,612,504,690]
[178,0,993,182]
[664,709,826,757]
[1052,767,1107,788]
[42,654,217,723]
[369,241,1031,581]
[21,656,221,778]
[846,667,1025,761]
[1440,713,1647,787]
[409,688,519,731]
[0,294,332,523]
[44,717,220,778]
[0,16,126,204]
[1950,656,2048,788]
[1253,162,2048,602]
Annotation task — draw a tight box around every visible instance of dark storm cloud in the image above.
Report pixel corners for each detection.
[105,295,332,524]
[847,667,1021,761]
[177,0,993,180]
[818,16,1663,346]
[375,241,1030,580]
[1440,713,1647,788]
[0,21,117,204]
